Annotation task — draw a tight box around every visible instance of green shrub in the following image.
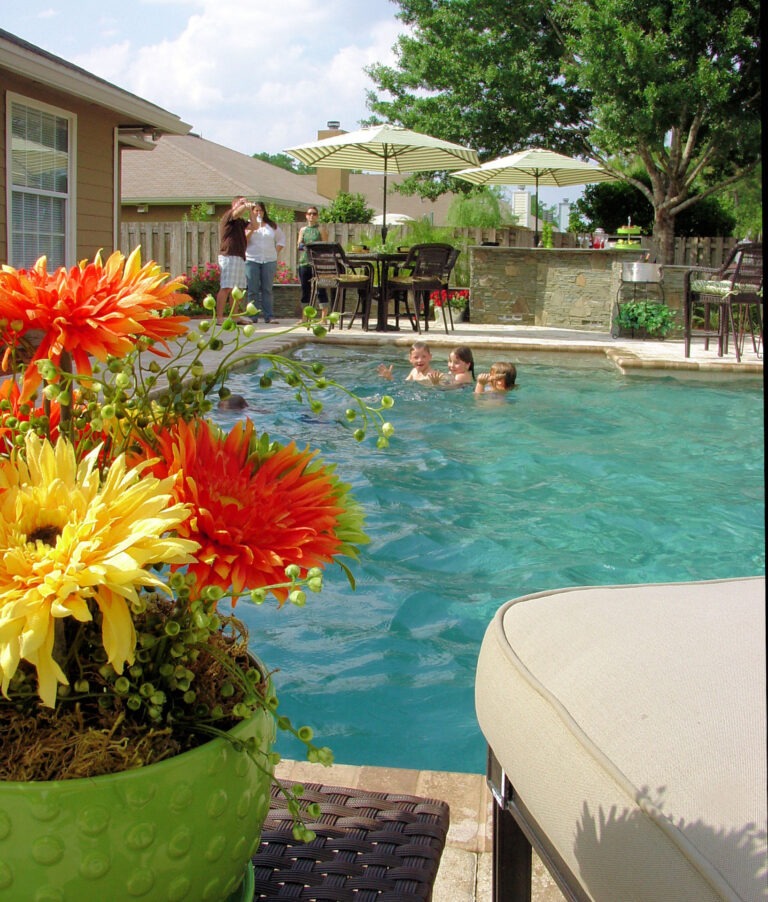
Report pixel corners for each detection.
[617,301,676,338]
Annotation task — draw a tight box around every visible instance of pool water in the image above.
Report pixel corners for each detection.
[216,344,765,774]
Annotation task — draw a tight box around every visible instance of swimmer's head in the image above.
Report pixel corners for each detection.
[218,394,248,410]
[489,362,517,390]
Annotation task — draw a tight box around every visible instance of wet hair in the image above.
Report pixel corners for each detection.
[218,394,248,410]
[253,201,277,230]
[489,361,517,389]
[411,341,431,354]
[451,345,475,380]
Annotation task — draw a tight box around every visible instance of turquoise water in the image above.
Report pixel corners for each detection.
[216,344,765,774]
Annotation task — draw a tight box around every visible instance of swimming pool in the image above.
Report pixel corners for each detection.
[216,344,765,774]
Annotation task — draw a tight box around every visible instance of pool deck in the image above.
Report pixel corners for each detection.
[204,317,764,375]
[214,319,760,901]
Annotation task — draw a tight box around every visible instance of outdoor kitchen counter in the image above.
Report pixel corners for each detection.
[468,246,647,331]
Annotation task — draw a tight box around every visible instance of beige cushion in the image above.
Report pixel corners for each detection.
[691,279,755,297]
[475,577,766,901]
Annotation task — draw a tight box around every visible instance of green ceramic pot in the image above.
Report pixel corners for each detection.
[0,707,275,902]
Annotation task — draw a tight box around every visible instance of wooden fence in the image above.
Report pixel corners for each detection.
[119,221,739,280]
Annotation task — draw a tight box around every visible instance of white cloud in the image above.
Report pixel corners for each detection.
[70,0,402,156]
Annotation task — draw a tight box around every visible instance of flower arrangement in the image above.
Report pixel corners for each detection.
[0,249,392,823]
[430,288,469,313]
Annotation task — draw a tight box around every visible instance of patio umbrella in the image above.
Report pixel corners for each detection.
[453,147,617,246]
[285,124,478,239]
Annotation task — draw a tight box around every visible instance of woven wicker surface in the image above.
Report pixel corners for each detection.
[252,780,450,901]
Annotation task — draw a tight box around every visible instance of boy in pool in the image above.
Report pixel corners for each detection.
[378,341,441,383]
[475,361,517,393]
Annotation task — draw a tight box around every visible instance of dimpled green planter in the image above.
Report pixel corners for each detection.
[0,708,275,902]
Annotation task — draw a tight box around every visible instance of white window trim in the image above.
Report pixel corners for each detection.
[6,91,77,268]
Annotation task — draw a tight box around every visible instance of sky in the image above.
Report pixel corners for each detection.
[2,0,576,207]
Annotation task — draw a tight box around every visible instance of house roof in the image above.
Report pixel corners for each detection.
[121,134,329,209]
[298,173,457,225]
[0,29,190,138]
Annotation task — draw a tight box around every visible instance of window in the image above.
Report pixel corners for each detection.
[7,95,74,268]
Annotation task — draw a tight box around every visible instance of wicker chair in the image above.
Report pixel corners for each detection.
[683,242,763,362]
[435,247,461,334]
[252,780,450,901]
[307,243,375,330]
[386,243,454,332]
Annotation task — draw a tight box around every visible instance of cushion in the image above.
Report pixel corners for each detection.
[690,279,756,297]
[475,577,766,902]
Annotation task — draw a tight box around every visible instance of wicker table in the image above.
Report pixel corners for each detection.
[251,780,450,901]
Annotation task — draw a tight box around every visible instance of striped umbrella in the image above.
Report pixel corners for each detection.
[454,148,618,246]
[285,125,478,239]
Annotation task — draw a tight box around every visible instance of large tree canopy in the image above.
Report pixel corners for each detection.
[366,0,761,262]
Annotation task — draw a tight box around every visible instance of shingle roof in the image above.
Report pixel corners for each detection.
[121,134,328,209]
[297,173,456,224]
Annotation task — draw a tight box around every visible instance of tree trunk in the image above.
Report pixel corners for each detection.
[652,210,676,265]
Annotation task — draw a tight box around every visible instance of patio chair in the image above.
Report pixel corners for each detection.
[683,242,763,361]
[436,247,461,333]
[307,243,375,330]
[252,779,450,901]
[385,243,454,332]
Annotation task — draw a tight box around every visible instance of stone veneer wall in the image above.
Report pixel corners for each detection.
[468,247,688,333]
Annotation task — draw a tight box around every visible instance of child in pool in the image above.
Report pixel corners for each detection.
[428,345,476,388]
[378,341,441,383]
[217,393,248,409]
[475,361,517,393]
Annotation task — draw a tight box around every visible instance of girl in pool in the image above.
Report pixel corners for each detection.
[430,345,475,388]
[378,341,441,383]
[475,361,517,393]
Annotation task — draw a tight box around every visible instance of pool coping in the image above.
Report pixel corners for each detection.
[204,320,763,378]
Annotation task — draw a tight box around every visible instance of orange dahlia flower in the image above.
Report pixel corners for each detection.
[133,418,367,602]
[0,248,189,400]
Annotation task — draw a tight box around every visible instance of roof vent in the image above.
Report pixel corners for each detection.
[326,120,340,129]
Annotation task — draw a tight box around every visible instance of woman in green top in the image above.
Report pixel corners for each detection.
[297,207,329,314]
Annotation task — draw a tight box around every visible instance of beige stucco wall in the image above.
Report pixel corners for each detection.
[0,68,120,264]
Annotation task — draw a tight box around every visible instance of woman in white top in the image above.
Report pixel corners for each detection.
[245,201,286,323]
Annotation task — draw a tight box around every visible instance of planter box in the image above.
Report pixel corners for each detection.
[272,284,302,319]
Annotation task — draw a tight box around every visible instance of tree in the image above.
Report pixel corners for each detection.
[446,189,505,228]
[367,0,588,156]
[715,170,763,239]
[574,176,737,236]
[553,0,760,261]
[318,193,373,223]
[251,151,315,175]
[366,0,761,262]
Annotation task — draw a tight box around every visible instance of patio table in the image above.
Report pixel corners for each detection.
[347,251,408,331]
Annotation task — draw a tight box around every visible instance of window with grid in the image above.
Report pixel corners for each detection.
[8,96,73,269]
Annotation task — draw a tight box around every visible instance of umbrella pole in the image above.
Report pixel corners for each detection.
[533,173,540,247]
[381,158,389,242]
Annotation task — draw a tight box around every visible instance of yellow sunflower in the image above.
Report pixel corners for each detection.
[0,433,198,707]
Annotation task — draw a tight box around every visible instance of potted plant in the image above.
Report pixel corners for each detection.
[430,288,470,324]
[615,300,676,338]
[0,249,392,900]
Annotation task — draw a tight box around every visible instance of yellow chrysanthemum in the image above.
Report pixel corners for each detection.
[0,433,199,707]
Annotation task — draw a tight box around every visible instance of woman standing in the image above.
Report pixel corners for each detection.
[297,206,329,316]
[245,202,286,323]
